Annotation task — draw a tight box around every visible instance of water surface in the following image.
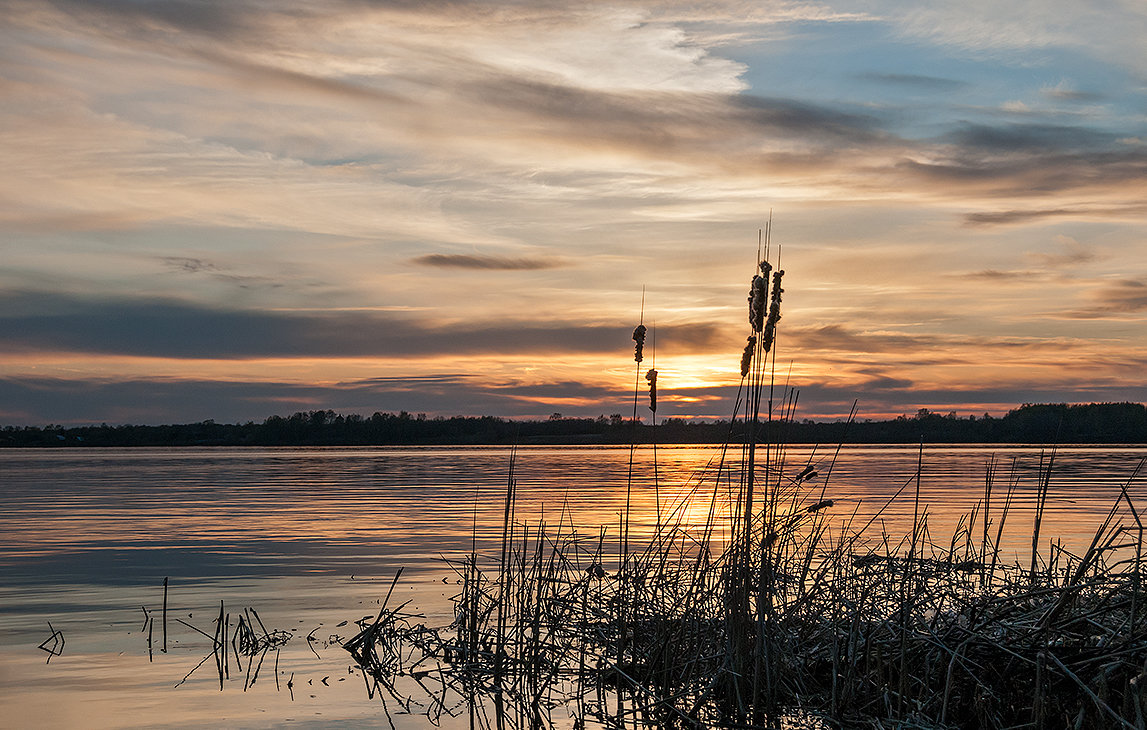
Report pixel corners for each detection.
[2,445,1144,728]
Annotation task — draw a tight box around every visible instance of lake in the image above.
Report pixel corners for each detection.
[2,444,1145,728]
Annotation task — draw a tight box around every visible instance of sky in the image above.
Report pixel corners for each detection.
[2,0,1146,426]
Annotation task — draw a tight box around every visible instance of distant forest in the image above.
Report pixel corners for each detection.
[4,402,1147,447]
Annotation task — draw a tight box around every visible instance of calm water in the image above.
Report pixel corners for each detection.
[1,445,1145,728]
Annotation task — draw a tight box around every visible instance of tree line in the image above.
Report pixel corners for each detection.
[3,402,1146,447]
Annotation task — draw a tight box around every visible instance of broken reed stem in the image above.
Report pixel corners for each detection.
[1030,447,1057,581]
[162,576,168,653]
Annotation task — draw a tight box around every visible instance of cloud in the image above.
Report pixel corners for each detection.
[1026,237,1096,268]
[786,324,940,353]
[0,290,730,359]
[412,254,564,270]
[964,208,1082,226]
[944,122,1120,153]
[958,269,1044,281]
[886,0,1147,76]
[0,374,629,425]
[6,0,1142,219]
[340,375,626,409]
[897,144,1147,199]
[484,379,617,399]
[1066,279,1147,318]
[158,255,288,289]
[442,78,890,174]
[964,204,1147,226]
[30,0,251,36]
[891,2,1074,51]
[1041,80,1105,103]
[0,376,324,425]
[162,256,221,274]
[854,72,967,91]
[853,368,915,391]
[732,95,885,143]
[338,374,478,389]
[949,237,1099,286]
[0,210,148,233]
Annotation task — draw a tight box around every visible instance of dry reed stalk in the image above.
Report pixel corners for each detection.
[162,576,168,653]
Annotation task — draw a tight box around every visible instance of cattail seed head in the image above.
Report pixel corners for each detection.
[645,368,658,412]
[632,324,647,362]
[806,499,834,513]
[740,336,756,378]
[748,275,767,332]
[761,269,784,352]
[748,260,773,332]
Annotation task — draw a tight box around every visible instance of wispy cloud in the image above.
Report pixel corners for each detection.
[888,0,1147,74]
[1041,80,1105,103]
[786,324,940,353]
[162,256,221,274]
[18,0,253,37]
[1065,279,1147,318]
[1095,280,1147,312]
[159,255,288,289]
[854,72,967,91]
[412,254,564,270]
[958,269,1045,282]
[964,204,1147,226]
[1027,237,1097,268]
[944,122,1121,152]
[965,208,1087,226]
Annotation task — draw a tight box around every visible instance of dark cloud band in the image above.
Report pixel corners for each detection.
[412,254,562,270]
[0,290,727,359]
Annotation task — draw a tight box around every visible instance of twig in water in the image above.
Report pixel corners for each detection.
[38,621,64,663]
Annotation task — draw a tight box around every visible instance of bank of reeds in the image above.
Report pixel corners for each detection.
[346,238,1147,728]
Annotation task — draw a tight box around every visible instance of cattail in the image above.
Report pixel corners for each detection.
[748,276,767,332]
[632,324,647,362]
[747,260,772,332]
[645,368,657,412]
[740,336,756,378]
[806,499,834,513]
[761,269,784,352]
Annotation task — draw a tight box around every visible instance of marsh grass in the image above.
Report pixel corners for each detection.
[344,241,1147,728]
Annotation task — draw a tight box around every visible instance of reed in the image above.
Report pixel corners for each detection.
[342,240,1147,729]
[38,621,65,664]
[147,581,293,693]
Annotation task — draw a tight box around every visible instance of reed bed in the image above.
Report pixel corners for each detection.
[345,236,1147,728]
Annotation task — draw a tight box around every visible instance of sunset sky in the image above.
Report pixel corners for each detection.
[2,0,1146,426]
